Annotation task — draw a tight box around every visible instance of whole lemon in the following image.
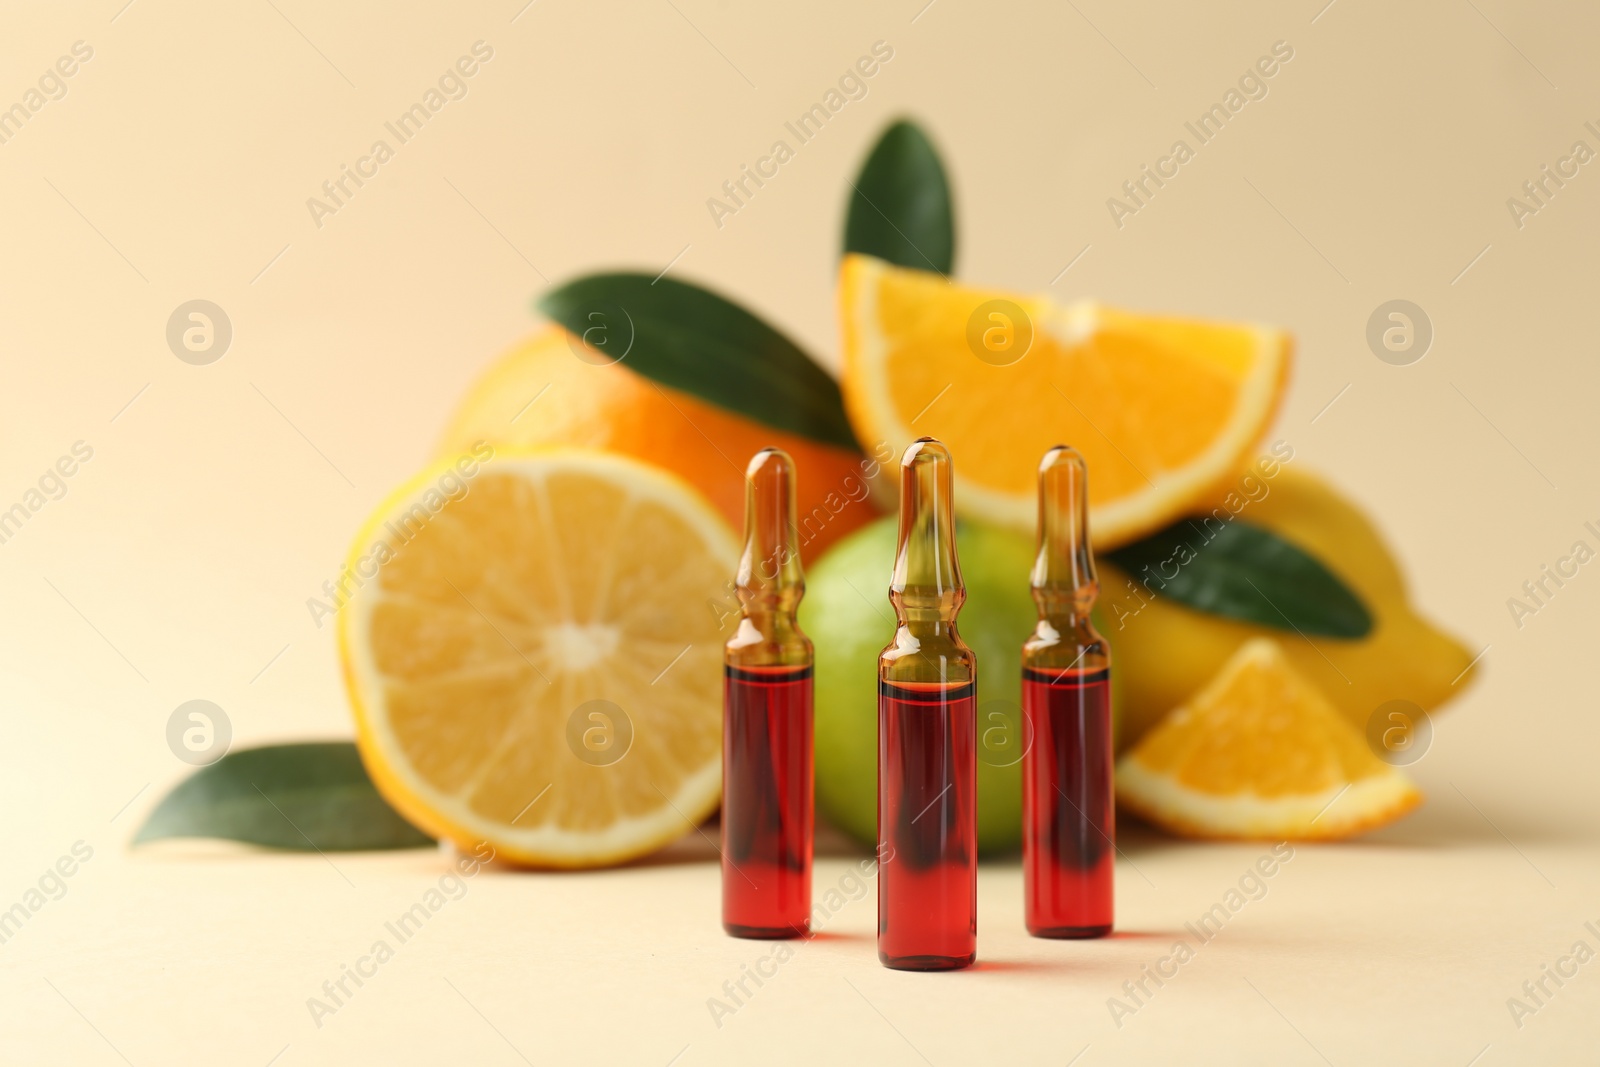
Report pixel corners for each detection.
[802,515,1118,854]
[1101,467,1477,748]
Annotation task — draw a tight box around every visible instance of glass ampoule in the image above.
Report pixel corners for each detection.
[722,449,814,939]
[1021,445,1114,938]
[877,438,977,971]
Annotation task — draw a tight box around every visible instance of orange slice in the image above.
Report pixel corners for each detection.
[340,449,738,867]
[1116,638,1422,840]
[838,254,1292,547]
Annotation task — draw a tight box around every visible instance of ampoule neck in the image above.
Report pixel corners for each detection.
[729,448,809,666]
[893,609,963,642]
[738,584,803,619]
[1032,588,1097,628]
[736,448,803,595]
[732,606,802,642]
[890,438,964,625]
[1031,444,1096,622]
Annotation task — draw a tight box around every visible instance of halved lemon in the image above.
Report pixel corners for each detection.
[340,449,739,867]
[1116,638,1422,840]
[838,254,1292,547]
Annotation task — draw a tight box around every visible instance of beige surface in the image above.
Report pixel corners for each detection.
[2,0,1597,1063]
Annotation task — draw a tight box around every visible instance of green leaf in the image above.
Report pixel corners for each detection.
[134,742,434,851]
[844,119,955,275]
[1106,518,1373,639]
[538,274,860,451]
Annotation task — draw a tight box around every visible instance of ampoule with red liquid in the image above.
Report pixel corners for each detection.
[877,438,977,971]
[722,448,813,939]
[1022,445,1114,938]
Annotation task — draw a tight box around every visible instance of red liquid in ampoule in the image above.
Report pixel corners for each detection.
[878,679,977,970]
[1022,666,1113,937]
[722,663,813,938]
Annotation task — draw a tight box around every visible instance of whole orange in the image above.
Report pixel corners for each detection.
[437,327,883,562]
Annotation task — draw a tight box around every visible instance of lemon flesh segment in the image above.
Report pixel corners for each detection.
[1116,638,1422,841]
[838,254,1292,547]
[341,450,738,867]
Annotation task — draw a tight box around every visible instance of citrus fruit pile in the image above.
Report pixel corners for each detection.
[334,118,1475,865]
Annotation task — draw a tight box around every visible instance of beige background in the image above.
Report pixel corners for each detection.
[2,0,1598,1063]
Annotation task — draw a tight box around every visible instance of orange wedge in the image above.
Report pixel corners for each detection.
[1116,638,1422,840]
[838,254,1292,547]
[340,449,738,867]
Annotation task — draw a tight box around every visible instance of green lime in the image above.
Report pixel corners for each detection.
[801,515,1118,855]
